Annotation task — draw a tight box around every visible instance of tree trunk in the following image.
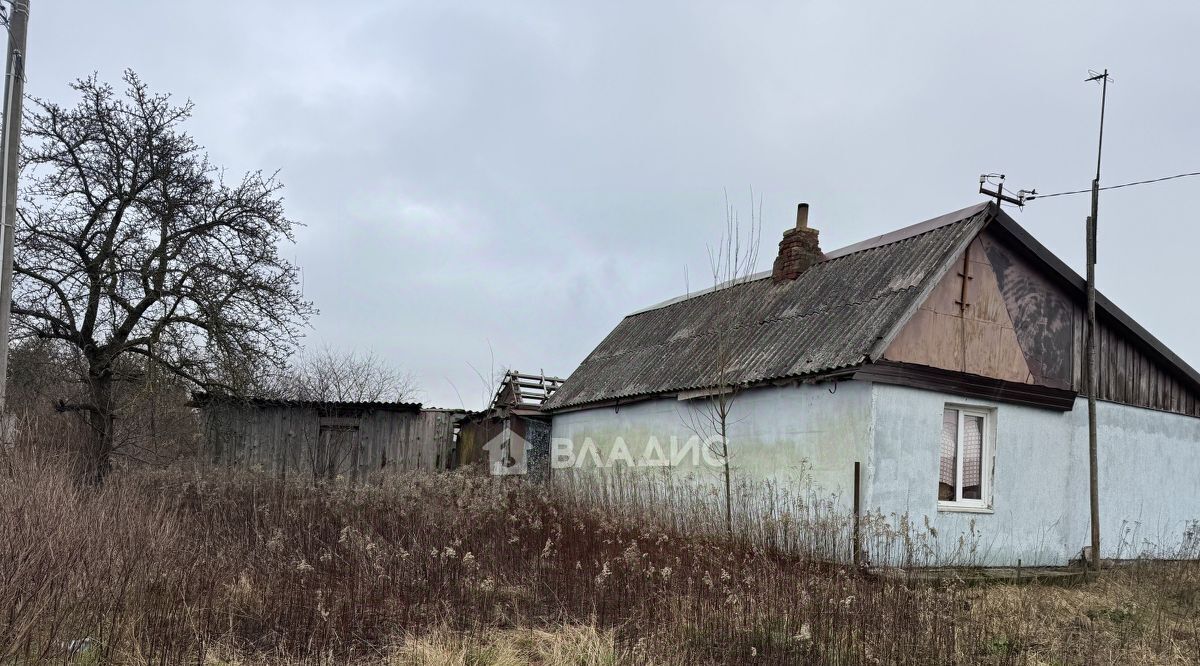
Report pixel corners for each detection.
[722,425,733,536]
[80,368,115,484]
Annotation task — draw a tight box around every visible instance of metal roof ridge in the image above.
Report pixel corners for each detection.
[626,269,773,316]
[821,201,990,261]
[626,202,990,317]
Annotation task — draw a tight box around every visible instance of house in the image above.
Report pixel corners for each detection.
[543,201,1200,566]
[456,370,563,477]
[194,393,465,481]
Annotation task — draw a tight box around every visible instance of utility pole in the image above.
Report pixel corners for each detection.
[0,0,28,423]
[1086,68,1110,573]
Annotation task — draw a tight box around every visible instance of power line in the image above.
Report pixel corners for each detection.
[1028,170,1200,200]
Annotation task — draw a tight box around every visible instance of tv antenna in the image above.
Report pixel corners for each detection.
[978,173,1034,208]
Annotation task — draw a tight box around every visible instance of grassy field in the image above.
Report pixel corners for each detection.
[1,449,1198,665]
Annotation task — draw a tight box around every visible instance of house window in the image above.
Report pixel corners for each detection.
[938,406,992,510]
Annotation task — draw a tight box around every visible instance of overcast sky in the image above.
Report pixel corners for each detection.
[27,2,1200,408]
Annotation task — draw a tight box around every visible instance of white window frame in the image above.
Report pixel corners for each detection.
[937,405,995,513]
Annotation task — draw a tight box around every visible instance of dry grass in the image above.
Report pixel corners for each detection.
[969,562,1200,664]
[392,625,621,665]
[0,445,1197,665]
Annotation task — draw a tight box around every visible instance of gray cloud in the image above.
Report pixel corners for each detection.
[26,1,1200,407]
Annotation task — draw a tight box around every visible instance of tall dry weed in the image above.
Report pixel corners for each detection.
[0,445,1196,664]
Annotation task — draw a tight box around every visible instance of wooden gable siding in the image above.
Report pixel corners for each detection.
[978,233,1075,389]
[884,227,1200,417]
[1083,310,1199,416]
[883,236,1036,385]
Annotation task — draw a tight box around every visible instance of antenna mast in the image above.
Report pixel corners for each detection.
[978,173,1034,208]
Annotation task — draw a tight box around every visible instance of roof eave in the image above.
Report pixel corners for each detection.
[543,366,863,414]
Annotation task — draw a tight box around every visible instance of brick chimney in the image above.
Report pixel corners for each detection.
[771,203,823,282]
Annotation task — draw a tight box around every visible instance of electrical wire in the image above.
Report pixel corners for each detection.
[1028,171,1200,200]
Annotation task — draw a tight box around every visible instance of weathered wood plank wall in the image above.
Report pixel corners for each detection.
[202,404,462,479]
[455,416,504,469]
[1086,317,1199,416]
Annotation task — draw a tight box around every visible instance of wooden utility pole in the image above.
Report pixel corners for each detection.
[1086,68,1110,573]
[0,0,29,421]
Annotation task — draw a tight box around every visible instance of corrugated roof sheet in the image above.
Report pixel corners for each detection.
[191,392,425,413]
[545,204,991,410]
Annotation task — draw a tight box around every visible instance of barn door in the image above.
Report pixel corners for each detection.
[313,420,361,482]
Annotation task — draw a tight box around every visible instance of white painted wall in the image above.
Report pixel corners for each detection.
[869,383,1200,565]
[549,381,1200,566]
[550,381,872,504]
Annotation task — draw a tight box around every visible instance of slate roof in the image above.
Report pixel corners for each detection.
[545,203,992,411]
[191,392,424,413]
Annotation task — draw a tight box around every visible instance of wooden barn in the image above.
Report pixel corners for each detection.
[194,393,466,481]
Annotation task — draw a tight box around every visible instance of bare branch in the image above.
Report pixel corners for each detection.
[270,345,419,403]
[13,71,315,481]
[678,189,763,533]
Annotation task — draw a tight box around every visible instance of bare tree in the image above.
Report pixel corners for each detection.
[279,345,419,403]
[682,192,762,534]
[12,72,314,482]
